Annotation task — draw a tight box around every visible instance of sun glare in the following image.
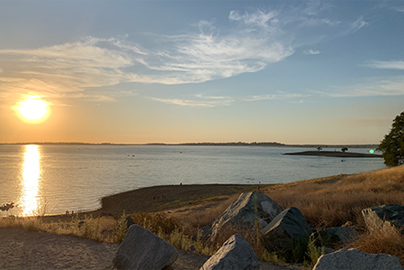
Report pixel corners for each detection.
[16,98,49,123]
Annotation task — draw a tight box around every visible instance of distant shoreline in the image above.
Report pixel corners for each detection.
[0,142,379,149]
[284,150,382,158]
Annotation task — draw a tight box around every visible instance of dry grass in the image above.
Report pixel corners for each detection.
[165,194,239,228]
[128,211,217,256]
[349,222,404,266]
[0,214,129,243]
[262,166,404,229]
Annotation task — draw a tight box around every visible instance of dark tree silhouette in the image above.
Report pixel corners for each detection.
[377,111,404,167]
[341,147,348,152]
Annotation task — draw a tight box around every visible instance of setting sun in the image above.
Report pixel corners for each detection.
[16,98,49,123]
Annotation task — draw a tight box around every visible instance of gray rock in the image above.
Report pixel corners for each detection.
[210,191,283,240]
[362,204,404,230]
[200,234,260,270]
[260,207,311,262]
[313,248,404,270]
[311,227,358,248]
[113,225,179,270]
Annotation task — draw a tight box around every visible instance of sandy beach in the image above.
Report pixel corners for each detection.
[0,227,300,270]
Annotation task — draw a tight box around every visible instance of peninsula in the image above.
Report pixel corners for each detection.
[283,151,382,158]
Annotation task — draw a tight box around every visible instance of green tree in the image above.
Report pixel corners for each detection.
[377,111,404,167]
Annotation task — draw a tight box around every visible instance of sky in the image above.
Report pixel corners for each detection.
[0,0,404,144]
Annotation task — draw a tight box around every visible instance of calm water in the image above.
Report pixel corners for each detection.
[0,144,385,216]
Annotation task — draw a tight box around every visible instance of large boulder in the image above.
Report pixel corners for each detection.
[313,248,403,270]
[311,227,358,249]
[362,204,404,230]
[210,191,283,240]
[113,225,179,270]
[260,207,311,262]
[200,234,260,270]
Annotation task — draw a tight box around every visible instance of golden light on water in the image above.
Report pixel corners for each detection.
[20,145,42,216]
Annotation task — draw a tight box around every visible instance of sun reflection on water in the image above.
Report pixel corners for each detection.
[20,145,42,216]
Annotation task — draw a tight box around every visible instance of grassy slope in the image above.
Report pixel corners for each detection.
[262,165,404,228]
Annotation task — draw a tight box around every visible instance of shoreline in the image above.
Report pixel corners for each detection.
[39,175,344,221]
[35,184,268,222]
[100,184,267,217]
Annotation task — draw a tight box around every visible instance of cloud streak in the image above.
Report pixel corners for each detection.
[149,92,308,107]
[304,49,320,55]
[314,76,404,98]
[367,60,404,70]
[348,16,369,33]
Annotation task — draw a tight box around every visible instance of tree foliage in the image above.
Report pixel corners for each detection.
[377,111,404,167]
[341,147,348,152]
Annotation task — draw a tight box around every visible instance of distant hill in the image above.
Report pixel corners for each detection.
[1,141,379,148]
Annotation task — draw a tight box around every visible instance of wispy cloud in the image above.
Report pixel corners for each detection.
[245,95,277,102]
[314,76,404,98]
[150,95,235,108]
[0,37,145,102]
[0,9,295,102]
[0,4,374,104]
[150,92,308,107]
[229,9,279,31]
[391,6,404,13]
[303,49,320,55]
[348,16,369,33]
[146,10,293,83]
[367,60,404,70]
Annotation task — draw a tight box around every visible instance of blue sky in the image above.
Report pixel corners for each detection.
[1,0,403,144]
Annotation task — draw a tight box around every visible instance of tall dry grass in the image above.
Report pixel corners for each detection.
[263,166,404,229]
[349,221,404,265]
[0,214,129,243]
[166,194,239,228]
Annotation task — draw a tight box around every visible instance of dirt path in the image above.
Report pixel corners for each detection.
[0,228,301,270]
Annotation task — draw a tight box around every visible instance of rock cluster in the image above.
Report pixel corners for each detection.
[112,197,404,269]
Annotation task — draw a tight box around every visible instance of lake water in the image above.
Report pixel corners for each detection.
[0,144,385,216]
